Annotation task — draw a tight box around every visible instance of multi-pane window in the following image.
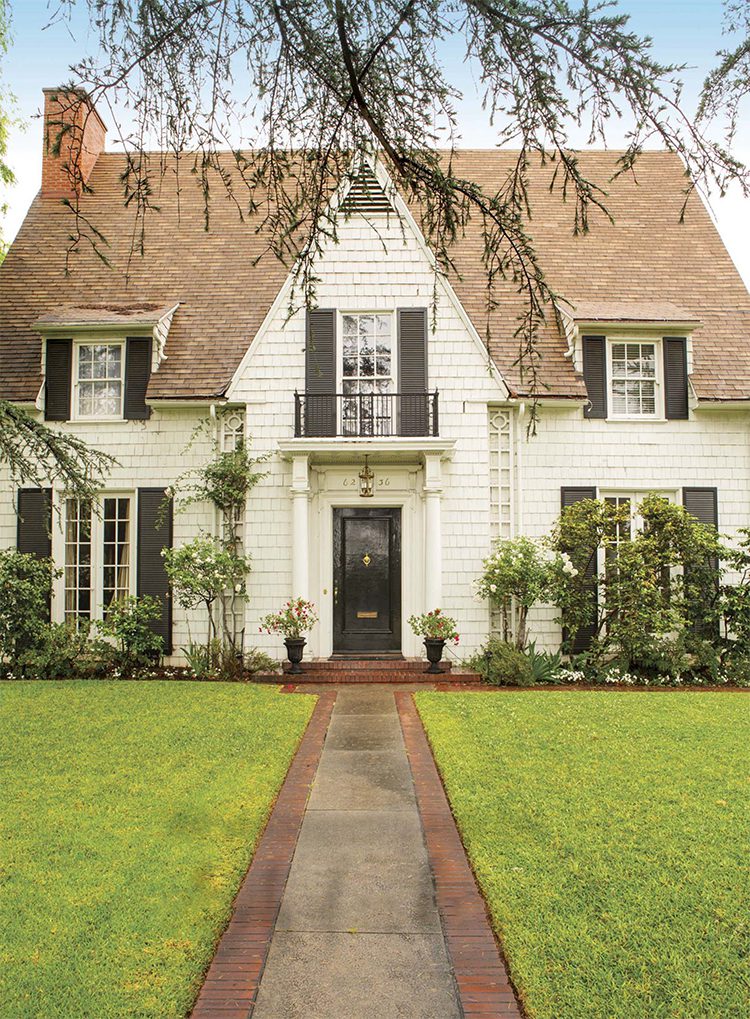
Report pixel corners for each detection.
[221,411,245,452]
[342,313,393,435]
[77,343,123,418]
[609,342,657,416]
[102,497,131,611]
[65,499,92,624]
[62,496,132,624]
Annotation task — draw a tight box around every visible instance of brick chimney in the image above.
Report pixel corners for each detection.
[41,88,106,198]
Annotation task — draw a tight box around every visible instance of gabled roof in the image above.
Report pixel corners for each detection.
[1,149,748,402]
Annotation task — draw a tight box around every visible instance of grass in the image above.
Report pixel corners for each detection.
[415,690,750,1019]
[0,680,315,1019]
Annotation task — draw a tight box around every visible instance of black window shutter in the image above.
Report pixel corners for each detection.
[17,488,52,621]
[398,308,428,436]
[305,309,336,436]
[663,337,689,420]
[124,337,152,420]
[561,486,598,653]
[582,336,607,419]
[17,489,52,558]
[45,338,72,421]
[683,487,719,635]
[137,488,173,655]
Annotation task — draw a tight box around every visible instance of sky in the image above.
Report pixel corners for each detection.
[1,0,748,286]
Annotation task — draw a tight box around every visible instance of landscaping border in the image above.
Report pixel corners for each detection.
[190,690,336,1019]
[395,691,525,1019]
[433,682,749,693]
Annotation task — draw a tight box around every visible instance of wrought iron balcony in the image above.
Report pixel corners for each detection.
[294,391,439,438]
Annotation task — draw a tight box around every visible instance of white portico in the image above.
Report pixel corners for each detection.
[279,439,455,659]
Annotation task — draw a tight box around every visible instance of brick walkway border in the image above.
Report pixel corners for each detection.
[395,691,525,1019]
[191,691,337,1019]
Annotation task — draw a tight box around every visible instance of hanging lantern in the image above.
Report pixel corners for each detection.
[358,455,375,498]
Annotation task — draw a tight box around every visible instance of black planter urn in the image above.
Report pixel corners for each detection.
[423,638,446,674]
[284,637,306,675]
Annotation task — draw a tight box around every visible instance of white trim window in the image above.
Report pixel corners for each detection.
[61,494,134,624]
[64,498,93,624]
[75,342,124,418]
[102,497,132,611]
[341,312,395,435]
[608,340,661,418]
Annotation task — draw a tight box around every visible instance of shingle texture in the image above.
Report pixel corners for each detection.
[1,149,748,401]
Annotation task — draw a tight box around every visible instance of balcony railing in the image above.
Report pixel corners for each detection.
[294,391,439,438]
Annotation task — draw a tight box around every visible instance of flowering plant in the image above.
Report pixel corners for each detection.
[260,598,318,638]
[408,609,459,643]
[475,536,554,650]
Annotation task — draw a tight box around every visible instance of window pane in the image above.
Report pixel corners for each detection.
[64,499,92,627]
[77,344,123,417]
[340,314,394,433]
[102,497,131,611]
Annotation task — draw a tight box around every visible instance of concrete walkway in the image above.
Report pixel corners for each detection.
[252,687,462,1019]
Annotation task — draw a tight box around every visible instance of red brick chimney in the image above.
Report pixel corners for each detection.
[41,88,107,199]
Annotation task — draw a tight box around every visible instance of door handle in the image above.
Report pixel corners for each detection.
[334,585,339,604]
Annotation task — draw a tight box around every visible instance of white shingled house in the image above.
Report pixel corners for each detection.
[1,90,749,663]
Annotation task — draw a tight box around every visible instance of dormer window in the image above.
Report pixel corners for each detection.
[608,340,660,418]
[76,342,124,418]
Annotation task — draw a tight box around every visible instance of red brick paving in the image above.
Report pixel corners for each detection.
[190,691,336,1019]
[396,691,526,1019]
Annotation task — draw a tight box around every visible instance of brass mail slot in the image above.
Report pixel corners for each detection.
[357,611,378,619]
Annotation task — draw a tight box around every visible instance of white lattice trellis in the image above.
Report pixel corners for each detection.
[489,408,515,541]
[488,408,517,637]
[219,409,247,649]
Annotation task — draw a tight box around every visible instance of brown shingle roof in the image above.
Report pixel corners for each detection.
[1,149,748,402]
[34,302,178,330]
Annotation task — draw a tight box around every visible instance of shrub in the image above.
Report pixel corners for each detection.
[182,640,277,680]
[548,495,730,670]
[20,621,112,681]
[243,647,280,678]
[97,596,164,674]
[0,550,59,672]
[468,636,535,687]
[183,639,242,680]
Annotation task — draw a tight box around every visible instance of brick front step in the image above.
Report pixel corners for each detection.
[273,670,481,685]
[284,657,454,673]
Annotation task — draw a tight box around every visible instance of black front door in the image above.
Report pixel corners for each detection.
[333,508,401,653]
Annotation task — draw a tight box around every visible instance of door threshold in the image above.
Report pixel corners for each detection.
[329,653,405,661]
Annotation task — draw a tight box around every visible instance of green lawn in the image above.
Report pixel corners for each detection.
[0,681,315,1019]
[415,690,750,1019]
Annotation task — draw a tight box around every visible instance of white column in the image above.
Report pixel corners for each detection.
[423,452,443,608]
[290,454,310,599]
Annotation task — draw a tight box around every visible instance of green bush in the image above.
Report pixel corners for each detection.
[97,595,164,674]
[244,647,280,678]
[0,550,58,672]
[469,636,535,687]
[20,622,112,681]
